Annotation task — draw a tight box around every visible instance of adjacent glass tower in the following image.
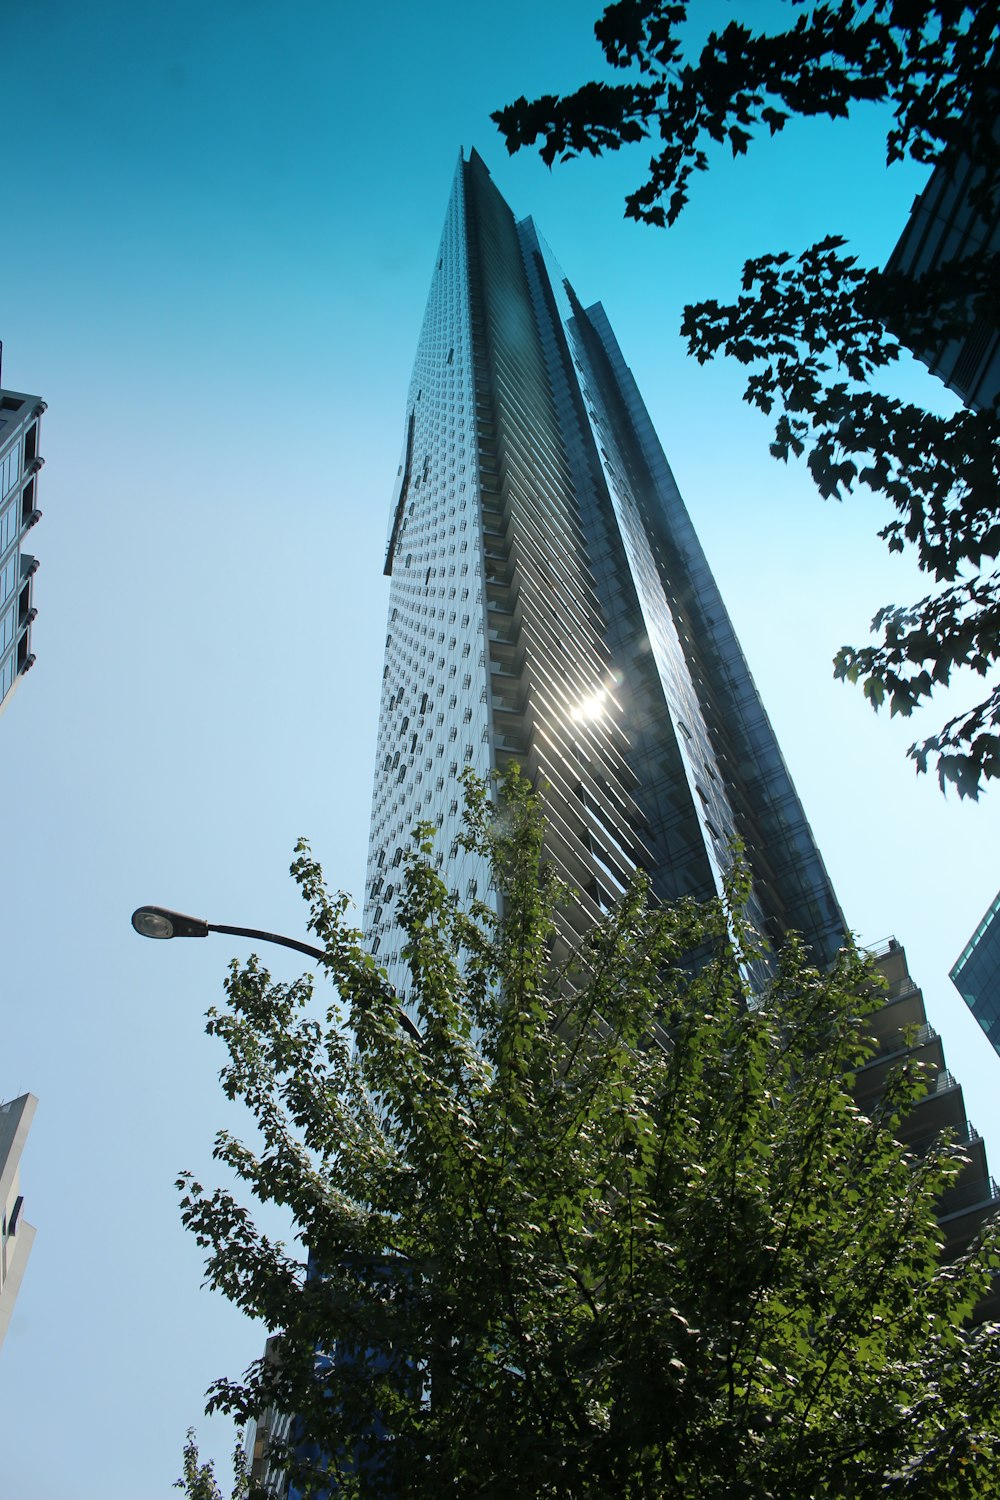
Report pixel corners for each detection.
[951,889,1000,1058]
[363,151,845,981]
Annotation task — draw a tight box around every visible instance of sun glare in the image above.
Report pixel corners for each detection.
[570,688,608,724]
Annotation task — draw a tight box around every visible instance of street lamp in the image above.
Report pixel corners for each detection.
[131,904,331,961]
[130,904,423,1044]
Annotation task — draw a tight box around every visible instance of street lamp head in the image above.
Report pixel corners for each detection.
[131,906,210,940]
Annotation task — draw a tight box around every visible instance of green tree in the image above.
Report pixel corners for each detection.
[493,1,1000,798]
[180,772,1000,1496]
[174,1428,253,1500]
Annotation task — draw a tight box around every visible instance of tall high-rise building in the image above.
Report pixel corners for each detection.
[364,150,845,983]
[252,152,1000,1496]
[362,147,999,1254]
[0,388,45,717]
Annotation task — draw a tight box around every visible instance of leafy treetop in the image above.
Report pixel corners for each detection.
[178,771,1000,1497]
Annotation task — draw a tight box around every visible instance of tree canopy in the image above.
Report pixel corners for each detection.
[179,773,1000,1497]
[493,1,1000,799]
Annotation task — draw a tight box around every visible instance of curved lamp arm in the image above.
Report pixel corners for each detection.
[130,905,423,1044]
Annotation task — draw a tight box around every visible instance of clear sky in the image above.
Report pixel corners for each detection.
[2,3,998,1495]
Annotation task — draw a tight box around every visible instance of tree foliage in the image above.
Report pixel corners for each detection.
[174,1428,254,1500]
[180,772,1000,1497]
[493,1,1000,798]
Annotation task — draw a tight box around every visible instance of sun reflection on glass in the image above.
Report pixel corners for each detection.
[570,688,608,724]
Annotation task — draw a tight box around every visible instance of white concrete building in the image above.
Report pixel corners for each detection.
[0,1092,37,1351]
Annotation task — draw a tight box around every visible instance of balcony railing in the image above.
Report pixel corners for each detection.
[488,624,519,646]
[940,1174,1000,1221]
[859,1023,938,1071]
[494,731,529,754]
[867,935,903,959]
[906,1118,982,1159]
[880,976,921,1003]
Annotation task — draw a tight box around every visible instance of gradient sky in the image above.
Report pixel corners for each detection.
[2,3,998,1495]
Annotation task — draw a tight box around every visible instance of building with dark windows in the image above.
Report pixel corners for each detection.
[364,150,845,991]
[0,389,45,717]
[951,889,1000,1060]
[0,1092,37,1352]
[885,133,1000,410]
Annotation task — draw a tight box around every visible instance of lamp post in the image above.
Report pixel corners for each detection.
[130,904,423,1044]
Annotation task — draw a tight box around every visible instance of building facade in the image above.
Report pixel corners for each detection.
[0,1093,37,1352]
[245,1336,295,1498]
[885,138,1000,410]
[363,151,845,986]
[0,389,45,717]
[868,939,998,1276]
[951,888,1000,1060]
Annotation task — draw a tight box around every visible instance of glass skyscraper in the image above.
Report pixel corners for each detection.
[363,150,845,982]
[0,388,45,718]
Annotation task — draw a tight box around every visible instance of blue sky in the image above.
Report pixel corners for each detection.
[2,3,998,1495]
